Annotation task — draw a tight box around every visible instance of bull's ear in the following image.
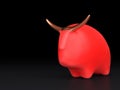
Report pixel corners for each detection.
[46,19,62,32]
[70,14,91,31]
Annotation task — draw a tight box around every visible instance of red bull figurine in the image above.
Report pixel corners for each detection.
[46,14,111,79]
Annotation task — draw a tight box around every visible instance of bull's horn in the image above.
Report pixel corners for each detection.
[70,14,91,31]
[46,19,62,32]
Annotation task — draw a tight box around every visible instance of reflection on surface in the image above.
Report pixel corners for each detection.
[67,76,110,90]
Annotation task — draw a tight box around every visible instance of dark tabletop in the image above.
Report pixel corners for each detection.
[0,58,119,90]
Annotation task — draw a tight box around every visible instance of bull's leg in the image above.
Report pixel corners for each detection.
[101,64,110,75]
[80,68,94,79]
[100,53,111,75]
[95,62,110,76]
[68,68,81,78]
[69,68,94,79]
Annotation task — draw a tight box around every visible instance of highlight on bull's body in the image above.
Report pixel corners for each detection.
[46,14,111,79]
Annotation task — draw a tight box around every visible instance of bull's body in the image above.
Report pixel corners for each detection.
[58,25,111,78]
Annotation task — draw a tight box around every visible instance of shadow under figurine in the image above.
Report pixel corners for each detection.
[46,14,111,79]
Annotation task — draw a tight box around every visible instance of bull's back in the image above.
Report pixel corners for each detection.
[81,25,111,67]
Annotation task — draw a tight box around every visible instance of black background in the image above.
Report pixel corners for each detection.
[0,1,119,90]
[0,0,117,63]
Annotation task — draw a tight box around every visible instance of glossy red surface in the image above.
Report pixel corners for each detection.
[58,24,111,78]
